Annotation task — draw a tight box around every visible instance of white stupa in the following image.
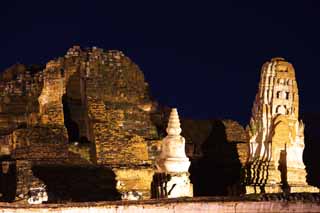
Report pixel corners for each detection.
[156,108,193,198]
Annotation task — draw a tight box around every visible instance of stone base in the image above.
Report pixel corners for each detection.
[113,167,154,200]
[245,184,319,194]
[289,185,319,193]
[166,172,193,198]
[245,184,282,194]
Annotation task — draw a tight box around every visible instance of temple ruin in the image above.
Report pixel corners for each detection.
[244,57,319,194]
[0,46,161,203]
[0,48,318,204]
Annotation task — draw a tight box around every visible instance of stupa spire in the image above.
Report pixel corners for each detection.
[166,108,182,136]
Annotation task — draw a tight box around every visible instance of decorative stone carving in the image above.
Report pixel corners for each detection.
[244,57,319,194]
[155,108,193,198]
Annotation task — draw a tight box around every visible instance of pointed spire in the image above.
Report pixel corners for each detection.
[156,107,190,173]
[166,108,182,136]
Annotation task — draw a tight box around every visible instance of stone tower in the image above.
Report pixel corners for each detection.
[245,57,319,194]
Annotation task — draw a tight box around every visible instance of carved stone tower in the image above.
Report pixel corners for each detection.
[245,57,319,194]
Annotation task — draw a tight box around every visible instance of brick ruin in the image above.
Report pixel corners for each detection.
[0,46,160,202]
[0,48,318,204]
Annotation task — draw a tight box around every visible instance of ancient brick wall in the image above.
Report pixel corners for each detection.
[0,46,159,167]
[15,160,46,202]
[11,127,68,161]
[81,48,158,166]
[0,64,43,135]
[38,60,65,127]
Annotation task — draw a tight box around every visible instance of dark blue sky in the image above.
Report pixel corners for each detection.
[1,1,320,124]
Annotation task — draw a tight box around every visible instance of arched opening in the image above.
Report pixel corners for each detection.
[278,78,284,85]
[285,92,290,100]
[0,160,16,202]
[276,105,286,115]
[62,94,80,142]
[32,166,120,202]
[62,71,89,144]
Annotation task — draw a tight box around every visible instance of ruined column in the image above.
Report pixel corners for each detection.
[155,108,193,198]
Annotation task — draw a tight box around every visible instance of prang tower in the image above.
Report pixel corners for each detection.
[245,57,319,193]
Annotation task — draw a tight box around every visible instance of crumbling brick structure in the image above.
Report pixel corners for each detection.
[0,46,160,202]
[1,48,316,204]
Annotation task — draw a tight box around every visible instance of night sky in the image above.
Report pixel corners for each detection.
[1,1,320,125]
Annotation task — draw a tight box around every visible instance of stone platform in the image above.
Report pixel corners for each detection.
[1,196,320,213]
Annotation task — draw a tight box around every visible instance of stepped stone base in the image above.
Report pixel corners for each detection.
[246,184,319,194]
[289,185,319,193]
[246,185,283,194]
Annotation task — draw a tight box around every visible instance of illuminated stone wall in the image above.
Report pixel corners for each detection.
[0,46,159,166]
[78,47,158,166]
[0,64,43,135]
